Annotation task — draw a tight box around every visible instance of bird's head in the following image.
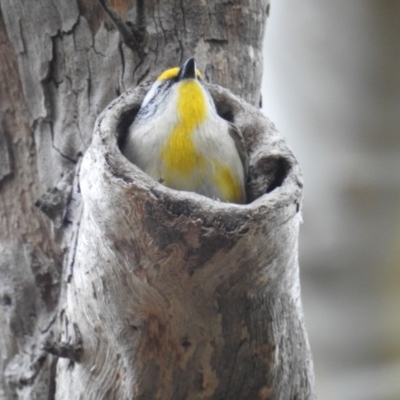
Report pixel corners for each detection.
[137,58,212,123]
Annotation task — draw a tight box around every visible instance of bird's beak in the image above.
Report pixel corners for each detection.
[178,57,196,80]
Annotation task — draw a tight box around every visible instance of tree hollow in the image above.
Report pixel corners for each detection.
[56,84,314,400]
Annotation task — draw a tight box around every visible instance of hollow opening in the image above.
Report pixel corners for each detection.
[246,155,291,202]
[213,99,235,124]
[213,98,292,201]
[116,105,141,151]
[114,90,292,205]
[265,156,291,193]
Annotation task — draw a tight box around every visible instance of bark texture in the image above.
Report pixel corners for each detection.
[0,0,314,399]
[55,83,314,399]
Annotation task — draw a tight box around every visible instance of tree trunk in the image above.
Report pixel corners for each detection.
[0,1,315,399]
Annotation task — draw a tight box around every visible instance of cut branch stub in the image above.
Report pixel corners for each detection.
[56,85,314,399]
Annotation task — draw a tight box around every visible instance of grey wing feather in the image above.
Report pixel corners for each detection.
[228,123,248,179]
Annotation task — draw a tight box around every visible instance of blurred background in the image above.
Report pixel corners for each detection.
[262,1,400,399]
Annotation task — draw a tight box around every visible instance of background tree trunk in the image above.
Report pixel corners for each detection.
[0,0,314,399]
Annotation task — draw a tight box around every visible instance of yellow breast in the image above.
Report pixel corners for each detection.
[161,80,206,175]
[160,81,244,204]
[213,165,245,204]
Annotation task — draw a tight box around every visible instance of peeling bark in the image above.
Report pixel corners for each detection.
[0,0,315,399]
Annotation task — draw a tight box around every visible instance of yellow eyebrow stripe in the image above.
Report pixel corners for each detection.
[157,67,180,81]
[156,67,203,81]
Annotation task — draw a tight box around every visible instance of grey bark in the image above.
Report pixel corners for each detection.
[0,0,315,399]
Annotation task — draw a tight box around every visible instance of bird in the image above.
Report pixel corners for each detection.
[123,57,248,204]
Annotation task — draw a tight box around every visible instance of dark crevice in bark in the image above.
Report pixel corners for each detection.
[155,0,167,59]
[136,65,150,86]
[179,0,187,36]
[40,314,57,334]
[51,140,79,165]
[172,0,184,63]
[118,40,125,93]
[47,356,57,400]
[66,219,80,284]
[0,120,13,183]
[265,157,291,194]
[116,105,142,149]
[132,57,146,85]
[151,12,160,62]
